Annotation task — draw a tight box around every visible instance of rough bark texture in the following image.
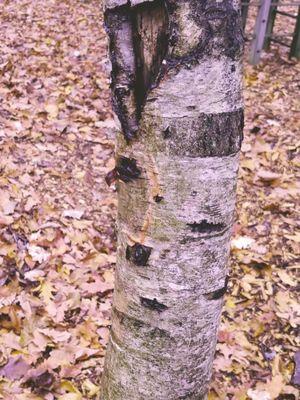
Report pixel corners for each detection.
[102,1,244,399]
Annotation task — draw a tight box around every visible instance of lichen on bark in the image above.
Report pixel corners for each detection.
[101,1,244,399]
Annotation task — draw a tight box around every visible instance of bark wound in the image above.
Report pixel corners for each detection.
[204,276,229,300]
[187,220,226,234]
[105,1,169,140]
[105,156,141,185]
[116,156,141,182]
[154,195,164,203]
[140,297,168,312]
[126,243,152,266]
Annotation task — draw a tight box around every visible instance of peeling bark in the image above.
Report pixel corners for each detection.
[102,0,244,399]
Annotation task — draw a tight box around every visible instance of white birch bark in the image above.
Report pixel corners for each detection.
[101,1,244,398]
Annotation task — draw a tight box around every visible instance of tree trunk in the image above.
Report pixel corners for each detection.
[101,1,244,399]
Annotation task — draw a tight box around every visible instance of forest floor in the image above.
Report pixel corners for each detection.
[0,1,299,399]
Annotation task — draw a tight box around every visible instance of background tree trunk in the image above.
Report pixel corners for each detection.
[101,0,244,399]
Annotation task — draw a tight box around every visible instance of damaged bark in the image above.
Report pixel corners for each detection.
[101,0,244,399]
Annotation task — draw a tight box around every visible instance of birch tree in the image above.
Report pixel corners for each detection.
[102,0,244,398]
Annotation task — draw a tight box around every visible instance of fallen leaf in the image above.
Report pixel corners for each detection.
[0,356,30,380]
[0,192,17,215]
[277,270,298,287]
[231,236,255,250]
[292,351,300,386]
[257,170,281,183]
[247,389,271,400]
[27,245,50,263]
[27,371,55,390]
[82,379,100,398]
[45,103,59,119]
[63,209,85,219]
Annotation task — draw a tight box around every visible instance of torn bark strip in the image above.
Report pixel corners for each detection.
[105,168,118,186]
[104,0,168,140]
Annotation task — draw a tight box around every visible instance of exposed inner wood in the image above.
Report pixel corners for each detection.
[133,0,169,118]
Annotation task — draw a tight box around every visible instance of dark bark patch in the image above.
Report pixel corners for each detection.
[163,126,172,139]
[164,109,244,157]
[116,156,141,182]
[204,276,229,300]
[154,195,164,203]
[126,243,152,266]
[251,126,261,134]
[140,297,168,312]
[187,220,226,235]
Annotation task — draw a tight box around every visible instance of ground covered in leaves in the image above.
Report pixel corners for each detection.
[0,1,299,399]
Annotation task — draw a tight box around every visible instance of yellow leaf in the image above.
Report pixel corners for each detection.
[241,159,255,171]
[64,85,73,95]
[225,297,236,309]
[39,281,55,303]
[45,37,53,45]
[82,379,100,397]
[58,380,83,400]
[45,103,59,119]
[103,269,114,284]
[60,380,81,394]
[207,391,219,400]
[244,73,258,86]
[57,394,82,400]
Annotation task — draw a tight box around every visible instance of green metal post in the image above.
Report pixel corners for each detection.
[264,2,278,50]
[290,6,300,59]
